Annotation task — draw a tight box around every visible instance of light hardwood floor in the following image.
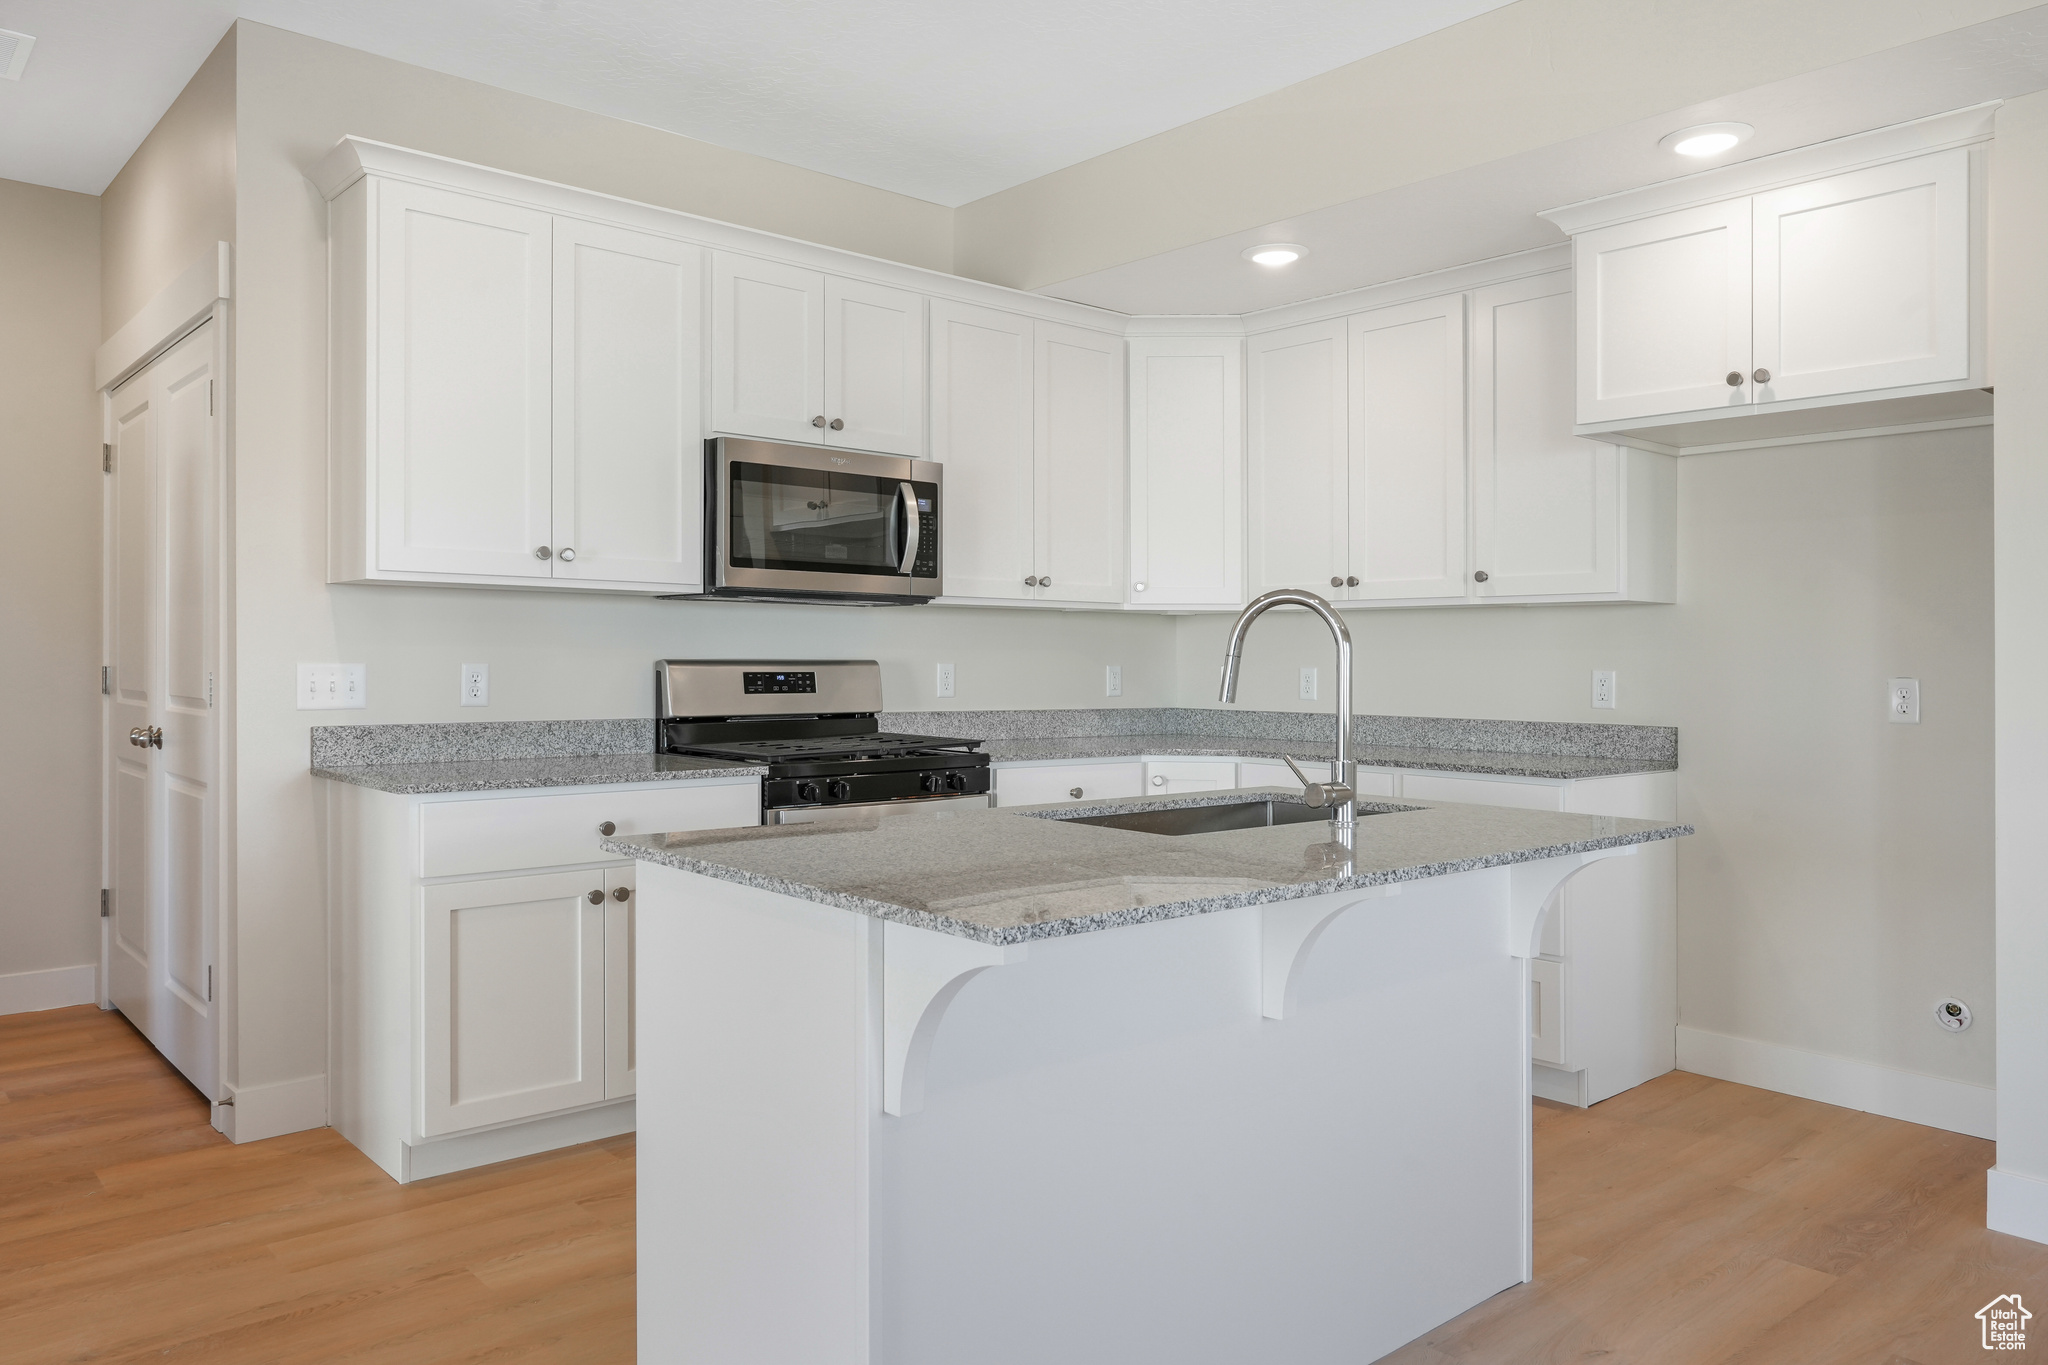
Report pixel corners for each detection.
[3,1005,2044,1363]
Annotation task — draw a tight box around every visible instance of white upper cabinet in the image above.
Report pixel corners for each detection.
[931,300,1036,599]
[1127,337,1243,609]
[1247,320,1349,597]
[1346,296,1467,602]
[551,221,704,589]
[369,181,555,580]
[711,252,925,455]
[1751,150,1969,403]
[1471,274,1621,599]
[1573,198,1753,426]
[1034,322,1125,604]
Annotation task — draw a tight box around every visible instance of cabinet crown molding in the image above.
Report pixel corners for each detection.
[1537,102,1998,238]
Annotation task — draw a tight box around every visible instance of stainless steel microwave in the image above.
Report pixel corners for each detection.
[668,438,941,605]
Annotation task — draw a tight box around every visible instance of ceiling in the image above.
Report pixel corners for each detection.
[1040,7,2048,316]
[0,0,1517,203]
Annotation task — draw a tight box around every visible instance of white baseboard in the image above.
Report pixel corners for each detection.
[1989,1166,2048,1246]
[1676,1025,1995,1140]
[0,964,99,1017]
[402,1098,635,1182]
[1532,1062,1588,1107]
[221,1073,328,1144]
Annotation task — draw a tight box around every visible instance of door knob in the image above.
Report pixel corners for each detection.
[129,727,146,748]
[1726,371,1744,386]
[812,415,828,427]
[587,889,604,904]
[1752,368,1772,384]
[558,547,576,562]
[612,886,631,902]
[149,726,162,749]
[829,418,844,431]
[535,545,552,560]
[597,821,617,836]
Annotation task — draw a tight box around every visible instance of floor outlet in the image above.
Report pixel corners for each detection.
[298,663,366,710]
[1299,667,1318,701]
[936,662,955,699]
[1592,670,1617,710]
[1889,677,1920,723]
[461,663,489,707]
[1105,664,1122,698]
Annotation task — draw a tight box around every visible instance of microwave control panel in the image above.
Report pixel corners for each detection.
[912,492,938,579]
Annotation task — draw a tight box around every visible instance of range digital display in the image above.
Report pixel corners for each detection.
[743,671,818,695]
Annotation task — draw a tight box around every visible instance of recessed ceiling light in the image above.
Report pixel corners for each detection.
[0,28,36,82]
[1243,243,1305,267]
[1659,122,1753,159]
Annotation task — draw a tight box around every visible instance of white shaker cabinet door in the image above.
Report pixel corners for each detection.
[930,299,1036,599]
[1751,149,1970,403]
[551,221,704,589]
[823,276,925,456]
[1575,198,1753,425]
[711,253,826,444]
[373,181,554,578]
[420,869,608,1136]
[1346,295,1467,602]
[1247,320,1350,597]
[1471,273,1620,599]
[1034,321,1125,604]
[1127,337,1243,608]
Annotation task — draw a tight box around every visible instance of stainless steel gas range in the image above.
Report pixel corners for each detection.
[655,660,990,823]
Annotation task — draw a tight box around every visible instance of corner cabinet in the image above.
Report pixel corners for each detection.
[328,175,706,592]
[1127,336,1244,609]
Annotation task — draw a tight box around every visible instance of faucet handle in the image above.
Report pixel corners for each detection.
[1282,755,1355,810]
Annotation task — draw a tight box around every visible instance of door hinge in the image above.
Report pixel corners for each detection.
[101,665,111,695]
[207,379,214,417]
[207,671,214,708]
[102,443,113,473]
[100,889,110,918]
[206,965,214,1002]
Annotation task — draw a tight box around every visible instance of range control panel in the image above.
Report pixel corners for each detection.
[743,670,817,695]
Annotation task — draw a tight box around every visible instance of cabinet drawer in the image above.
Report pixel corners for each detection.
[994,762,1144,807]
[420,781,760,878]
[1398,773,1563,811]
[1144,760,1238,795]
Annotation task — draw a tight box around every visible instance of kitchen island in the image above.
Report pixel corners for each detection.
[607,789,1689,1365]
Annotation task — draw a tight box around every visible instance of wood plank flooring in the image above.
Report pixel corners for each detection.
[4,1004,2045,1363]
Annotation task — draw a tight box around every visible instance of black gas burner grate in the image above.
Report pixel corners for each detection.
[671,731,983,763]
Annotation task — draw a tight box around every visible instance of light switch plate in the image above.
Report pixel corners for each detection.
[1592,670,1617,710]
[298,663,366,710]
[1104,664,1122,698]
[935,662,955,699]
[1889,677,1920,723]
[461,663,489,707]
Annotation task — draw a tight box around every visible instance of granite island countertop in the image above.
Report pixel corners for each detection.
[604,789,1691,945]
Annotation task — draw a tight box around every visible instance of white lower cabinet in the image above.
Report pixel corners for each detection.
[1143,760,1237,794]
[325,775,759,1182]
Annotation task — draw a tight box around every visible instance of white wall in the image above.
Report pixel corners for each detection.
[0,177,103,1001]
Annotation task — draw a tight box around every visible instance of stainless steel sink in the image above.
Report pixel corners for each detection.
[1057,799,1359,837]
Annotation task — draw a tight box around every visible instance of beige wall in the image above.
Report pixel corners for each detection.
[953,0,2038,290]
[0,179,103,984]
[225,21,1155,1094]
[99,27,235,336]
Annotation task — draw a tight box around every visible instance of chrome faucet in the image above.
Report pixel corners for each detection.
[1218,589,1358,832]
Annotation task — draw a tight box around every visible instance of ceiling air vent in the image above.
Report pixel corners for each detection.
[0,29,36,81]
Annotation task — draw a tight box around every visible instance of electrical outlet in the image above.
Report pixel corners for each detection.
[935,662,955,699]
[460,663,489,707]
[1299,667,1318,701]
[1592,670,1617,710]
[1104,664,1122,698]
[297,663,366,710]
[1888,677,1920,724]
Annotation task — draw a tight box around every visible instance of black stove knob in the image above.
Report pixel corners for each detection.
[943,771,966,792]
[827,779,853,801]
[797,781,822,803]
[920,773,941,793]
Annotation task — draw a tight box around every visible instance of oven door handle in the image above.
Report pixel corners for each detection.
[895,482,918,576]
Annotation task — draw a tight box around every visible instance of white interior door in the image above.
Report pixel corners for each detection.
[373,181,553,578]
[1471,273,1620,599]
[823,276,924,456]
[929,299,1035,599]
[604,865,635,1099]
[1346,295,1467,602]
[105,319,219,1101]
[1752,148,1970,402]
[1575,198,1753,424]
[1033,322,1124,604]
[421,868,607,1136]
[1127,337,1243,608]
[550,220,704,589]
[1247,320,1349,597]
[711,253,826,444]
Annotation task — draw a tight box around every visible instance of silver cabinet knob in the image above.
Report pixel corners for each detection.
[1474,570,1490,583]
[1025,576,1039,587]
[812,415,828,428]
[1151,775,1166,787]
[1133,582,1146,592]
[535,545,552,560]
[1346,576,1359,586]
[612,886,631,902]
[558,547,576,562]
[1330,576,1343,587]
[1069,787,1083,799]
[1753,368,1772,384]
[829,418,844,431]
[1726,371,1744,387]
[587,889,604,905]
[1040,576,1051,587]
[597,821,617,836]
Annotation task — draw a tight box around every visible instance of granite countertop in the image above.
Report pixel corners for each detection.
[312,752,760,795]
[977,735,1670,780]
[605,789,1691,945]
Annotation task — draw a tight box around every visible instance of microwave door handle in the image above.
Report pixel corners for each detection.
[895,482,918,576]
